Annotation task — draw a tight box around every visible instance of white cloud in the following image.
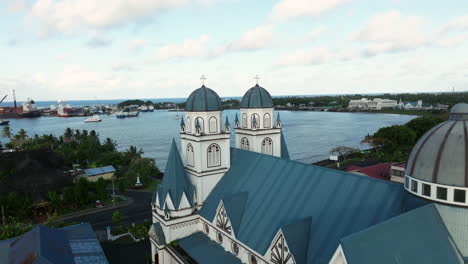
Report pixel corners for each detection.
[270,0,348,22]
[85,36,112,48]
[440,15,468,33]
[354,11,428,56]
[6,0,29,13]
[213,25,274,56]
[112,62,137,72]
[305,25,326,41]
[128,38,147,51]
[21,0,230,36]
[277,48,333,66]
[156,34,209,61]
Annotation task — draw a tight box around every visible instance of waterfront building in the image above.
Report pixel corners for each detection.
[80,165,116,182]
[149,81,468,263]
[0,223,108,263]
[348,98,398,110]
[398,99,423,110]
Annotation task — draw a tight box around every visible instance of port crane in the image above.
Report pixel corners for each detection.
[0,94,7,105]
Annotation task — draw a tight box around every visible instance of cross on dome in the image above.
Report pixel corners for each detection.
[200,75,207,86]
[254,75,260,85]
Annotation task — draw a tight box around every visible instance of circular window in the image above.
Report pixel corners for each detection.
[249,254,257,264]
[231,242,239,255]
[217,232,223,243]
[203,223,209,234]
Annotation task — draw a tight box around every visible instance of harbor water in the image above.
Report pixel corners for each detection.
[0,109,415,170]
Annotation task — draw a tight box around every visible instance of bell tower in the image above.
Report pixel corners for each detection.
[180,80,230,208]
[235,78,282,157]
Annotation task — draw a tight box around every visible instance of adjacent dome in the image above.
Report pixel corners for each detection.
[240,84,273,108]
[406,103,468,187]
[185,86,223,112]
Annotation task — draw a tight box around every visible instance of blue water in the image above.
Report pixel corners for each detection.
[0,110,415,170]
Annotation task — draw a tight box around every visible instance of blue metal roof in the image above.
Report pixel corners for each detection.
[341,204,463,264]
[240,84,274,108]
[84,166,115,176]
[281,132,290,160]
[179,232,241,264]
[282,217,311,264]
[185,86,223,112]
[156,139,194,208]
[8,225,75,264]
[1,223,108,264]
[199,148,426,264]
[223,192,248,235]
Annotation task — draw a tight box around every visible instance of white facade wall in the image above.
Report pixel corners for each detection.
[239,108,275,129]
[184,111,223,135]
[235,107,281,157]
[235,129,281,157]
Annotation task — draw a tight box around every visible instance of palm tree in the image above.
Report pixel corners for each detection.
[103,138,117,152]
[64,128,73,139]
[1,126,12,139]
[16,129,27,140]
[126,145,144,160]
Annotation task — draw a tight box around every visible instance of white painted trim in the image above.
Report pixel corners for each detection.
[264,229,296,264]
[329,245,348,264]
[164,193,175,210]
[200,216,269,264]
[178,192,191,210]
[405,174,468,206]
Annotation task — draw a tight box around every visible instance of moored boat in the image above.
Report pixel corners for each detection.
[0,120,9,125]
[84,115,102,123]
[116,111,139,119]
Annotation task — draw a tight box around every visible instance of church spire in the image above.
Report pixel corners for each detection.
[156,139,194,211]
[234,113,240,128]
[276,112,282,128]
[224,116,230,132]
[180,116,186,133]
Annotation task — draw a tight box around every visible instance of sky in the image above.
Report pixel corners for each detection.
[1,0,468,101]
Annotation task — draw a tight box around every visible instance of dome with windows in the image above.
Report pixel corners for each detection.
[185,86,223,112]
[405,103,468,205]
[407,103,468,187]
[240,84,273,109]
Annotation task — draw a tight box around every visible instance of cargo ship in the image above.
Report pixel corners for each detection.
[0,91,41,118]
[57,103,86,117]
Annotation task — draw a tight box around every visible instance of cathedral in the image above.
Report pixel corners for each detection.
[149,82,468,264]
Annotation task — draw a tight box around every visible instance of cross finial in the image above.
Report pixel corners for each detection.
[200,75,206,86]
[254,75,260,85]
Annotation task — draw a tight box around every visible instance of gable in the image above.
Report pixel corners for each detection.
[200,148,425,264]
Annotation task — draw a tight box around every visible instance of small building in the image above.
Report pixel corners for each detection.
[0,223,108,264]
[346,163,392,181]
[390,163,406,183]
[81,165,116,182]
[348,98,398,110]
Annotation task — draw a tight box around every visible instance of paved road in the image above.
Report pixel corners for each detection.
[65,190,153,230]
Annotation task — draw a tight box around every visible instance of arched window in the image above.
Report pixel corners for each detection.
[242,113,247,128]
[187,117,191,133]
[207,144,221,167]
[209,117,218,133]
[261,137,273,155]
[196,117,204,133]
[251,114,260,128]
[263,113,271,128]
[186,144,194,167]
[241,137,250,150]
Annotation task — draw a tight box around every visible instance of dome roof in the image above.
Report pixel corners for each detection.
[240,84,273,108]
[185,86,223,112]
[406,103,468,187]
